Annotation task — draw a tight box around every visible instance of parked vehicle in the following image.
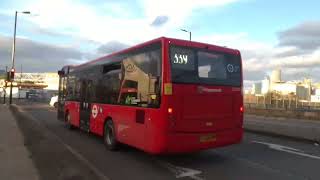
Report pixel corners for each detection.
[49,95,58,108]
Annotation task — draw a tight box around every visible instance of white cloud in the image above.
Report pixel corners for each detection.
[143,0,238,25]
[198,32,273,70]
[198,32,320,82]
[22,0,147,44]
[22,0,240,44]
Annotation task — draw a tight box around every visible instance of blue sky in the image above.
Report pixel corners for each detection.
[190,0,320,42]
[1,0,319,45]
[0,0,320,84]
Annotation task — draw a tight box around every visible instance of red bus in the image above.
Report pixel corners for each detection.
[57,37,243,154]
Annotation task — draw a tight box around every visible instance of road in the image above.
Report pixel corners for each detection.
[15,103,320,180]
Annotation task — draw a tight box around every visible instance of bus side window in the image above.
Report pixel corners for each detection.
[98,64,121,104]
[118,80,138,105]
[120,48,161,108]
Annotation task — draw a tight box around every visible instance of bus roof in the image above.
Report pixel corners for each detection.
[64,37,240,70]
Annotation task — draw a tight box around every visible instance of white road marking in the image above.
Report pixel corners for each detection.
[156,161,204,180]
[253,141,320,160]
[56,137,111,180]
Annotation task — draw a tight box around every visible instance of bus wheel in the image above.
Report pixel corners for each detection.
[104,120,118,151]
[65,112,74,130]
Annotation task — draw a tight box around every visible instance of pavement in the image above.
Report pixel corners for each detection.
[0,104,39,180]
[244,114,320,142]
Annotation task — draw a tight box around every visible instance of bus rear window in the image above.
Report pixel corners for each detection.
[170,46,241,87]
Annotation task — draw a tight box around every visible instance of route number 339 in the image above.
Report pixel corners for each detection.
[173,54,188,64]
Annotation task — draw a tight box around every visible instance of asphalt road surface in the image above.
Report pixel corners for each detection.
[14,103,320,180]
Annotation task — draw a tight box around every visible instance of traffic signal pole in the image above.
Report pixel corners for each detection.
[3,66,7,104]
[9,75,13,104]
[8,68,15,104]
[3,81,7,104]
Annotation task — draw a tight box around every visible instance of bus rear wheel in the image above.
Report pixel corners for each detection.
[104,120,118,151]
[53,102,58,109]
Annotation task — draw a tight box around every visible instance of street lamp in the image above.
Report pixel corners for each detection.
[180,29,191,41]
[9,11,31,104]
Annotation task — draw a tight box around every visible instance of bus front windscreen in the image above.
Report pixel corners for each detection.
[170,46,241,87]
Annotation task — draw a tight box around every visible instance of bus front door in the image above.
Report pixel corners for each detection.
[57,73,65,120]
[79,80,91,132]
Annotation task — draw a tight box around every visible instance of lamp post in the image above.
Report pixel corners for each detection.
[9,11,31,104]
[180,29,191,41]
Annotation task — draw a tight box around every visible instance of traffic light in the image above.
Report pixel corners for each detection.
[6,72,10,81]
[10,68,15,80]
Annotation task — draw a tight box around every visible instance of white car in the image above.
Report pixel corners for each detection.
[49,95,58,108]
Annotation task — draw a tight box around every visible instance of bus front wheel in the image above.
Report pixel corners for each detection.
[104,120,118,151]
[65,112,74,130]
[53,102,58,109]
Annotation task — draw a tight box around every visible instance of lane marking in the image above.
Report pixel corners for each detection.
[156,160,204,180]
[253,141,320,160]
[55,137,111,180]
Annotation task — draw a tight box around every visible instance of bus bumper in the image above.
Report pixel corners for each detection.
[164,127,243,154]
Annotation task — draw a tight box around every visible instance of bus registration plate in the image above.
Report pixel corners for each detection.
[200,134,216,143]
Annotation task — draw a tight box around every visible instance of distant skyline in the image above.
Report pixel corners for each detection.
[0,0,320,86]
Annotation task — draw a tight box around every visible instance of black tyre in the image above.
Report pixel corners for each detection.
[65,112,74,130]
[53,102,58,109]
[104,120,118,151]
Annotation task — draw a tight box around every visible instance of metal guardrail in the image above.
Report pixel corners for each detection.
[244,103,320,112]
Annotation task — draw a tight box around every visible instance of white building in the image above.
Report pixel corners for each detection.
[14,72,59,90]
[0,72,59,99]
[251,69,313,100]
[261,77,270,94]
[311,95,320,102]
[270,69,282,83]
[272,82,297,95]
[252,82,262,95]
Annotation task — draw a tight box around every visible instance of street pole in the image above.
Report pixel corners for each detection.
[9,77,13,104]
[12,11,17,69]
[8,11,31,104]
[180,29,192,41]
[3,66,7,104]
[9,11,18,105]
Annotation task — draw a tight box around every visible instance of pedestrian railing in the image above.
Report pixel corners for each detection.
[245,102,320,112]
